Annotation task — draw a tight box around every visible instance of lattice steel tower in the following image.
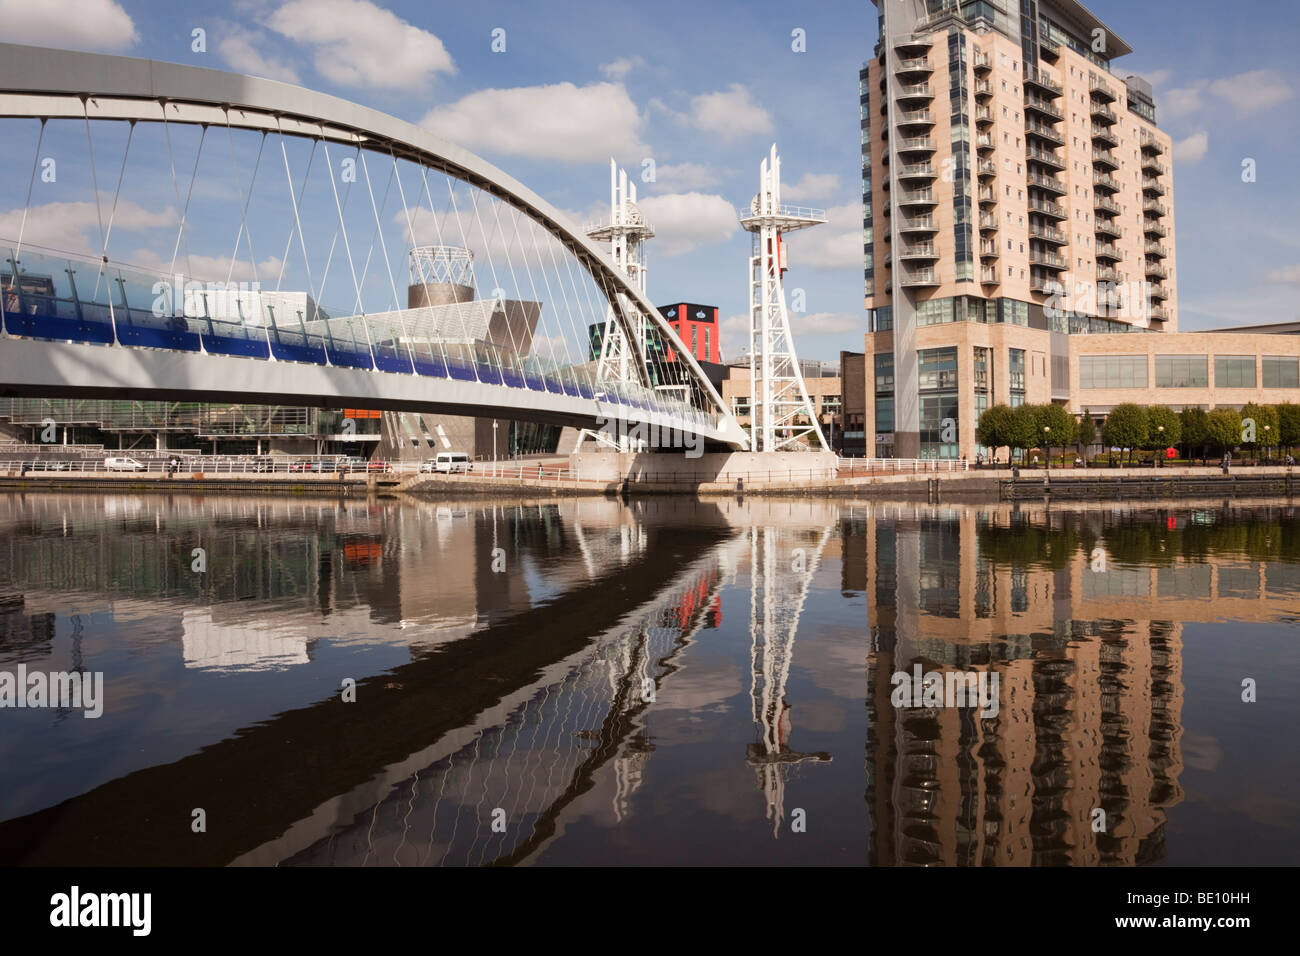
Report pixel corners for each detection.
[739,145,829,453]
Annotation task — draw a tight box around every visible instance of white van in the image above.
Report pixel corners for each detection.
[428,452,472,474]
[104,457,147,472]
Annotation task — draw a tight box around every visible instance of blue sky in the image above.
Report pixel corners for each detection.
[1,0,1298,361]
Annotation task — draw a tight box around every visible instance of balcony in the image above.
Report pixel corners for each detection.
[1026,121,1065,145]
[974,79,992,98]
[1145,240,1169,258]
[898,216,937,233]
[976,132,995,152]
[1024,95,1065,120]
[1094,195,1122,215]
[1145,220,1168,237]
[1040,38,1061,61]
[898,162,935,180]
[896,135,935,153]
[1029,249,1067,270]
[978,212,999,230]
[1095,242,1122,261]
[896,56,933,74]
[1091,101,1118,125]
[1090,123,1119,147]
[1029,223,1067,244]
[1146,261,1169,279]
[894,34,932,53]
[1150,284,1169,301]
[975,106,994,125]
[897,109,935,127]
[1150,306,1172,322]
[1029,197,1067,220]
[973,50,992,73]
[1028,171,1067,194]
[1095,217,1121,238]
[1142,155,1167,176]
[1092,148,1119,170]
[1097,265,1121,282]
[1089,75,1118,102]
[978,185,998,205]
[1023,67,1063,97]
[1030,272,1060,293]
[1140,130,1166,155]
[1093,172,1121,192]
[898,189,937,206]
[900,242,938,260]
[980,240,1000,258]
[980,265,1000,283]
[1026,145,1066,170]
[977,158,998,178]
[901,268,939,288]
[896,82,933,101]
[1144,199,1168,216]
[1143,177,1166,196]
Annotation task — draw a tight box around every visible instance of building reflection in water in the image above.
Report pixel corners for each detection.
[3,494,1298,865]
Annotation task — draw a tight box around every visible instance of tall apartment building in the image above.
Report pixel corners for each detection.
[864,0,1176,458]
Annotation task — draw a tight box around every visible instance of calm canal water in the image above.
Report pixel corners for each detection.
[0,491,1296,866]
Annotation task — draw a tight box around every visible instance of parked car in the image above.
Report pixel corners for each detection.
[288,460,315,473]
[366,460,393,473]
[432,452,472,474]
[104,457,146,472]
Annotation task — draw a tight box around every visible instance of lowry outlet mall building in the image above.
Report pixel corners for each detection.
[861,0,1297,460]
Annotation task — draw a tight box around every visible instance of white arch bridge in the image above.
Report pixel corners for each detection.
[0,43,746,447]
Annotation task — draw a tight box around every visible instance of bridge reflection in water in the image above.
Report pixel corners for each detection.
[1,494,1298,865]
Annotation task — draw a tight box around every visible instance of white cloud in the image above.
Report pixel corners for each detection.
[784,172,841,202]
[719,312,749,360]
[0,200,174,257]
[788,311,865,336]
[1209,69,1295,114]
[217,24,301,83]
[266,0,454,90]
[1172,130,1209,164]
[600,56,645,81]
[683,84,773,142]
[0,0,136,51]
[1161,84,1206,119]
[786,201,863,272]
[651,162,722,190]
[125,249,285,284]
[635,192,738,256]
[1265,264,1300,284]
[422,82,648,163]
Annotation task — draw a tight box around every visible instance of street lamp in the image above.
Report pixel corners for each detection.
[1043,425,1050,471]
[1264,424,1271,463]
[1157,424,1164,467]
[493,420,499,476]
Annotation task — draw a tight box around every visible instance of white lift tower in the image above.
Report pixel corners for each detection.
[739,145,829,453]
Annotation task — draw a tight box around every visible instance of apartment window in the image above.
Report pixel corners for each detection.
[1009,348,1026,407]
[875,352,894,395]
[1215,355,1256,388]
[915,297,957,326]
[1080,355,1147,389]
[919,347,958,391]
[1263,356,1300,388]
[875,397,894,434]
[732,395,750,416]
[691,325,698,355]
[704,328,710,358]
[1155,355,1208,388]
[822,394,843,415]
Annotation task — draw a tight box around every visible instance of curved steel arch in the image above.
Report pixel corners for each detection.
[0,42,747,448]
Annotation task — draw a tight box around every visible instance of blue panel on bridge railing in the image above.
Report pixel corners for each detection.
[3,305,116,345]
[446,358,477,382]
[325,345,374,370]
[474,360,503,385]
[116,311,202,352]
[501,367,525,388]
[524,369,547,391]
[577,380,595,400]
[202,320,271,359]
[543,375,565,395]
[561,376,581,398]
[413,354,448,378]
[372,344,413,374]
[269,330,327,365]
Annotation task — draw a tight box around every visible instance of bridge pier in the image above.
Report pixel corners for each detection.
[572,451,837,490]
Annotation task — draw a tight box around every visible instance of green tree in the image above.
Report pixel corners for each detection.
[1206,407,1242,457]
[1278,402,1300,456]
[1145,406,1182,459]
[1008,403,1045,464]
[1240,402,1279,461]
[976,404,1014,464]
[1076,409,1097,461]
[1180,407,1210,463]
[1101,403,1148,466]
[1038,403,1077,464]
